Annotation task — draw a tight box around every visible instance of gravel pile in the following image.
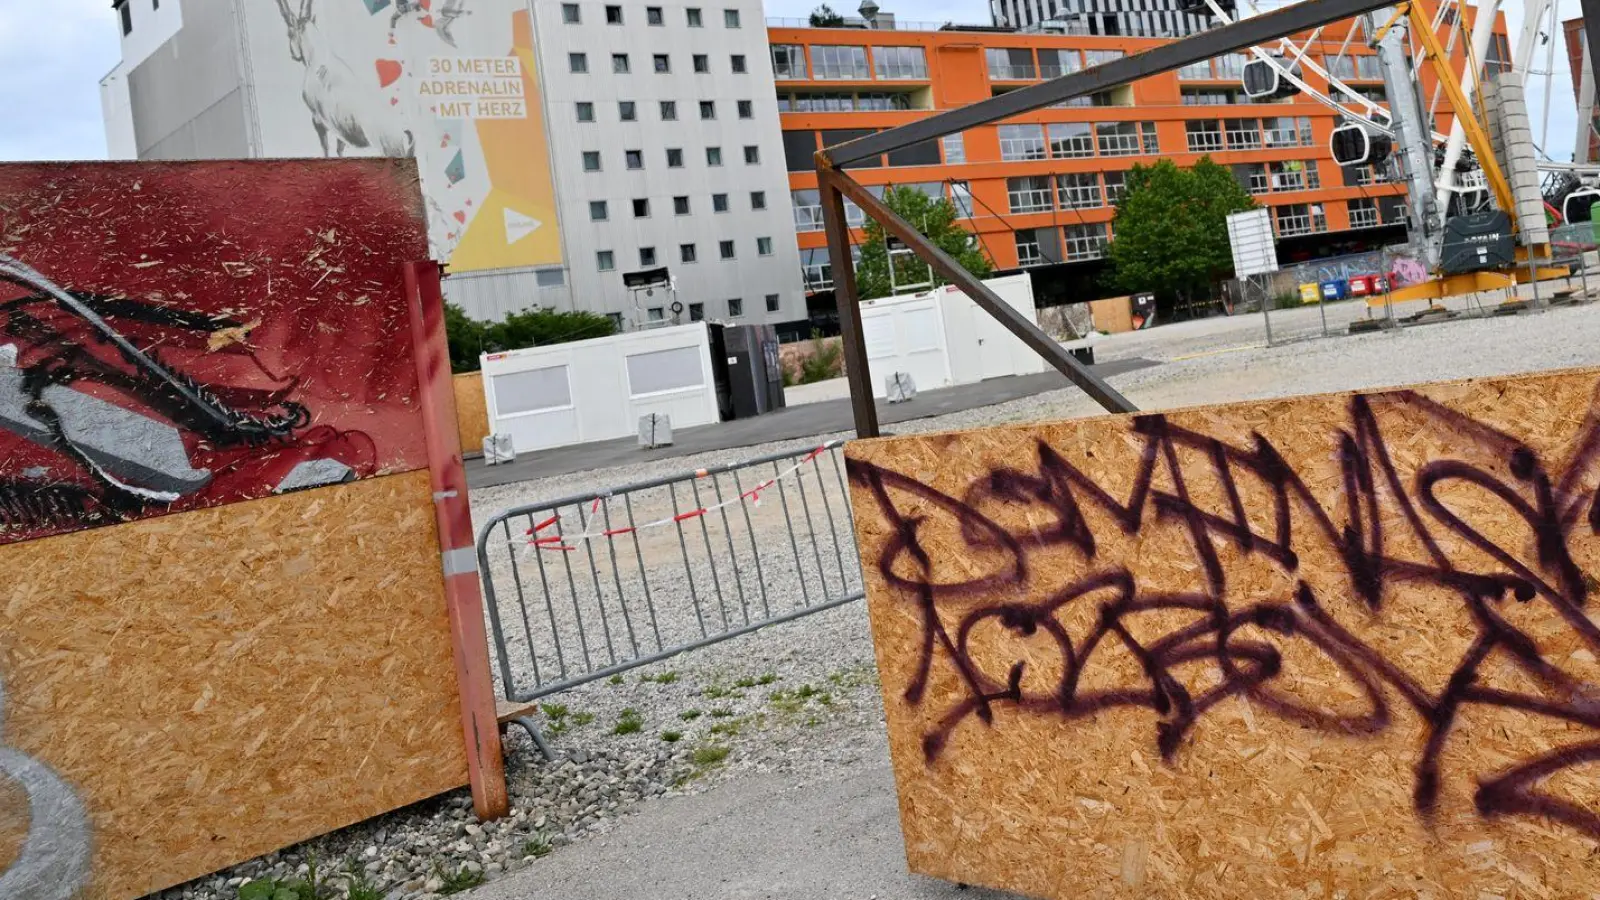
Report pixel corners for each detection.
[158,300,1600,900]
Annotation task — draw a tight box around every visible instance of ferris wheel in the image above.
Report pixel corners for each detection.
[1181,0,1599,227]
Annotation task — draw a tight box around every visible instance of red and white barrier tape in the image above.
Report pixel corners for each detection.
[517,441,844,552]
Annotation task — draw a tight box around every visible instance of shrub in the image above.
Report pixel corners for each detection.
[446,303,616,374]
[798,332,843,384]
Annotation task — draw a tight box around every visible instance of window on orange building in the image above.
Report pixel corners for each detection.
[998,124,1047,161]
[812,45,869,80]
[1047,122,1093,158]
[873,46,927,80]
[771,45,807,79]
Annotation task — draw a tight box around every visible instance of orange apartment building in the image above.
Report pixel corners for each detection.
[771,5,1509,310]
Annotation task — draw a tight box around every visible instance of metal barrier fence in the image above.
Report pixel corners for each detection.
[476,441,865,757]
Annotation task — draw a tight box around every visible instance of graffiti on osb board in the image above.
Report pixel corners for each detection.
[848,385,1600,837]
[0,160,431,545]
[0,671,90,900]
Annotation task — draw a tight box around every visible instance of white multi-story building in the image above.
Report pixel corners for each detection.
[98,0,806,333]
[528,0,804,329]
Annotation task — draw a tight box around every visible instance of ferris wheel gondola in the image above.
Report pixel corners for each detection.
[1563,189,1600,226]
[1241,55,1303,101]
[1330,122,1393,168]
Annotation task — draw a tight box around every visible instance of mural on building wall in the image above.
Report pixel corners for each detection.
[256,0,563,273]
[846,371,1600,896]
[0,159,432,546]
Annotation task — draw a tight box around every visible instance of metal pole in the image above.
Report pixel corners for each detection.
[817,167,881,438]
[1317,276,1328,337]
[1258,275,1273,346]
[1526,249,1543,310]
[1580,247,1591,299]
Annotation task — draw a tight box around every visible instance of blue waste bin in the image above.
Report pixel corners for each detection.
[1319,279,1347,302]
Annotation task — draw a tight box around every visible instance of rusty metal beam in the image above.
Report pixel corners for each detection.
[820,162,1138,417]
[817,167,881,438]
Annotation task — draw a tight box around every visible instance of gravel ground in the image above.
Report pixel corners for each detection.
[158,298,1600,900]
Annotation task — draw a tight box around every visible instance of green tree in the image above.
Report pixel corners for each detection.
[808,3,846,25]
[854,186,992,301]
[1107,157,1256,307]
[445,303,617,374]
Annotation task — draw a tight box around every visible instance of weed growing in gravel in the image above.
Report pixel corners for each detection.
[608,674,625,686]
[679,709,703,721]
[570,711,595,727]
[238,854,337,900]
[435,863,484,894]
[613,708,644,735]
[692,744,731,767]
[769,684,833,716]
[708,707,735,718]
[542,703,574,736]
[756,673,779,685]
[640,671,679,684]
[342,869,386,900]
[701,684,737,699]
[661,730,683,742]
[523,834,554,859]
[708,719,743,737]
[732,676,757,689]
[826,665,877,689]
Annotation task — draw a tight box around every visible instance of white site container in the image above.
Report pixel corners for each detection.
[481,322,718,452]
[859,273,1046,399]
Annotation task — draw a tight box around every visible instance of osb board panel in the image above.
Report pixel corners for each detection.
[453,373,489,453]
[846,367,1600,899]
[0,468,465,899]
[0,160,431,546]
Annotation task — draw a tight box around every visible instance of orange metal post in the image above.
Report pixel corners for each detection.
[403,261,510,821]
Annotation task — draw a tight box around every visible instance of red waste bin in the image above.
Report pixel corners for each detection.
[1348,275,1372,297]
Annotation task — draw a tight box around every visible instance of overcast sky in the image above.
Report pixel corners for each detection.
[0,0,1583,161]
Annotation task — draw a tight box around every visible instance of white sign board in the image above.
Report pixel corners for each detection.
[1227,208,1279,277]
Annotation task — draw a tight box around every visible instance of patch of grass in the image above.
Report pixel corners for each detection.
[342,870,387,900]
[708,719,742,737]
[661,730,683,743]
[435,863,484,895]
[542,703,593,737]
[678,709,703,721]
[826,666,878,690]
[708,707,735,718]
[701,684,736,699]
[608,674,625,686]
[691,744,732,767]
[756,673,778,685]
[523,834,554,859]
[770,684,832,715]
[240,854,338,900]
[612,708,643,735]
[640,671,679,685]
[732,676,757,689]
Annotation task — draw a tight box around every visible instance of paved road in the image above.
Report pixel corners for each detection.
[465,761,1028,900]
[467,359,1156,488]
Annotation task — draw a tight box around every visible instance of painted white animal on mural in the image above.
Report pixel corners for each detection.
[272,0,416,158]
